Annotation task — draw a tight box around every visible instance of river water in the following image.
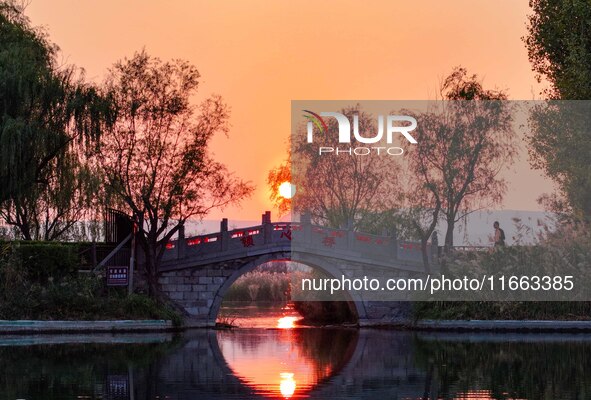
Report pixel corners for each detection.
[1,307,591,399]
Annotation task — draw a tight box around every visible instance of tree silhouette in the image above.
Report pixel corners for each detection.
[99,51,253,295]
[290,105,403,229]
[0,1,110,239]
[525,0,591,218]
[405,67,516,254]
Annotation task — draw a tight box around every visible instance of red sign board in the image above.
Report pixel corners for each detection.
[107,266,129,286]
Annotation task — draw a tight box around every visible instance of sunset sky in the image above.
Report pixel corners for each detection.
[27,1,551,221]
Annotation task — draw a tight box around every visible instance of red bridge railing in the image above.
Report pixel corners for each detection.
[161,211,437,267]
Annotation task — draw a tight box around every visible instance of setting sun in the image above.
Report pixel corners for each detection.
[278,182,296,199]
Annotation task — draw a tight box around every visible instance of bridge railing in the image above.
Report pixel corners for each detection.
[300,226,396,258]
[163,226,263,260]
[162,213,279,261]
[398,240,429,264]
[452,245,491,252]
[161,211,435,266]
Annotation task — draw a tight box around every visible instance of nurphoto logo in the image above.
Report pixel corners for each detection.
[303,109,418,156]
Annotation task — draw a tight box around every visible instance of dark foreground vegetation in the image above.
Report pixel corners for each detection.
[417,224,591,320]
[0,242,181,324]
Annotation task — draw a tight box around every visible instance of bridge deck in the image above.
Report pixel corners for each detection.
[160,216,435,273]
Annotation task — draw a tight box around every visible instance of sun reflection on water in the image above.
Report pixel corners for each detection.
[279,372,296,398]
[217,311,358,399]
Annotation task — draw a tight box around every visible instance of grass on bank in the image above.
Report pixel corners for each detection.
[0,242,182,325]
[0,274,182,325]
[413,301,591,321]
[415,225,591,321]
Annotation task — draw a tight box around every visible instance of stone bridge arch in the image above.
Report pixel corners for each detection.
[159,250,369,327]
[209,252,369,324]
[157,212,431,327]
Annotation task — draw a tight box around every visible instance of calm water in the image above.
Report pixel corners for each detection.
[1,312,591,399]
[218,302,303,328]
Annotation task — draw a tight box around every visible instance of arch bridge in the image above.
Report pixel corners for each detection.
[159,212,437,327]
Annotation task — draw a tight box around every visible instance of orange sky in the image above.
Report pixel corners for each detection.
[27,0,550,221]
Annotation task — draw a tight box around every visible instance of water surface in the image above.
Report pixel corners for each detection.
[1,315,591,399]
[218,302,302,328]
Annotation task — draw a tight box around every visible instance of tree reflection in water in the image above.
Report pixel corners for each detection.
[0,337,181,400]
[2,332,591,399]
[413,335,591,399]
[217,328,358,398]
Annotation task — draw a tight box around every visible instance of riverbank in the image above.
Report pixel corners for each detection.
[5,317,591,334]
[0,332,175,346]
[0,319,175,334]
[413,301,591,321]
[412,319,591,333]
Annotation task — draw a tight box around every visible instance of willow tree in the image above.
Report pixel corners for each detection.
[525,0,591,218]
[0,1,109,239]
[99,51,254,295]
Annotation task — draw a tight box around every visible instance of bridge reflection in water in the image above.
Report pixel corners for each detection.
[217,327,358,398]
[2,330,591,399]
[154,329,432,399]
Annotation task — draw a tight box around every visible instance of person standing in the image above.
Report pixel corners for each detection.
[493,221,506,247]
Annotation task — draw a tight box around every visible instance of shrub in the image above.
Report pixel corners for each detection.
[0,273,181,323]
[0,241,79,283]
[418,222,591,320]
[0,247,181,323]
